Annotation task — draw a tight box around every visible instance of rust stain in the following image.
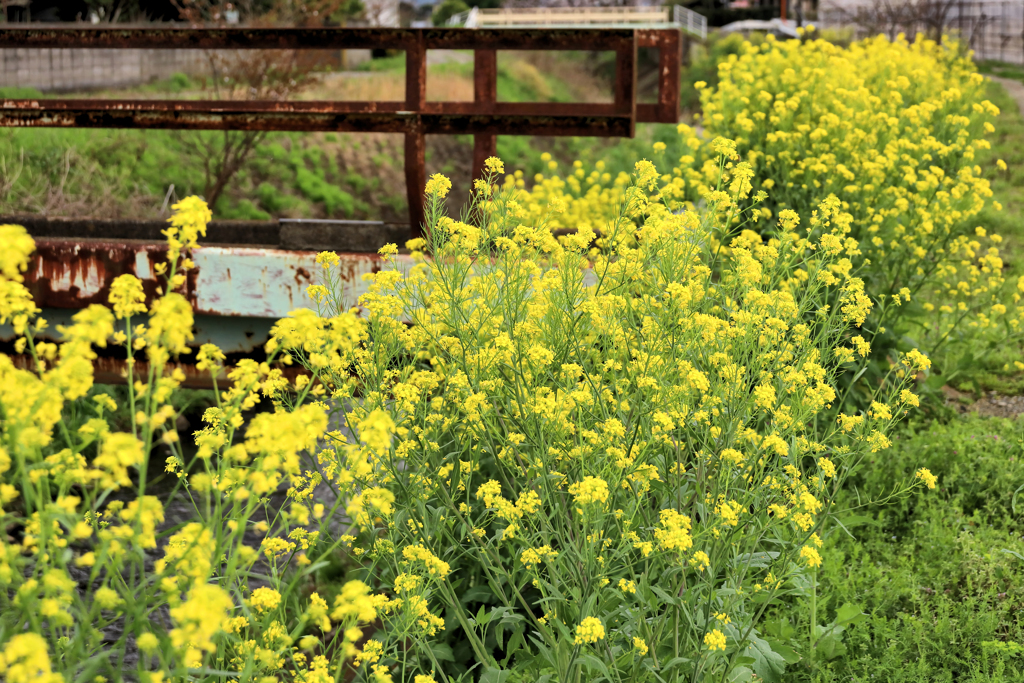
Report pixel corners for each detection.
[26,239,171,309]
[293,266,313,286]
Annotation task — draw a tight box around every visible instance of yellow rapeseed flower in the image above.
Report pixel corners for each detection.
[574,617,606,644]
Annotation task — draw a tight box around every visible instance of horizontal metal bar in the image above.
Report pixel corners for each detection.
[0,27,637,51]
[0,98,410,114]
[3,345,309,389]
[0,102,634,135]
[2,98,631,118]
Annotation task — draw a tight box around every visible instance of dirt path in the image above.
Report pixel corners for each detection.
[990,75,1024,114]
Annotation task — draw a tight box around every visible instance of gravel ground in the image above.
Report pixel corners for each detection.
[946,386,1024,419]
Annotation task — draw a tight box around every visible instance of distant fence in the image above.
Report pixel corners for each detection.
[818,1,1024,65]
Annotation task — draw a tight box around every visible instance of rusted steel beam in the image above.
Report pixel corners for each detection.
[405,32,427,236]
[0,99,409,115]
[20,238,413,318]
[0,216,411,251]
[6,348,309,390]
[5,238,421,385]
[0,102,637,134]
[637,28,682,124]
[24,239,170,311]
[613,36,638,133]
[472,49,498,182]
[2,216,280,245]
[0,26,682,238]
[0,97,645,119]
[0,26,638,51]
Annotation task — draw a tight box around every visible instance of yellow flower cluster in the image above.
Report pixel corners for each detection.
[281,155,937,680]
[574,617,606,645]
[0,198,390,681]
[515,34,1011,371]
[0,88,949,680]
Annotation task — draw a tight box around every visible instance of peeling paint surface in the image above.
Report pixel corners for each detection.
[190,247,409,317]
[23,239,413,320]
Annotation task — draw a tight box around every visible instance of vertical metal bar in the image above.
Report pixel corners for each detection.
[472,48,498,181]
[405,31,427,112]
[613,33,637,137]
[405,31,427,237]
[658,30,682,123]
[405,131,427,237]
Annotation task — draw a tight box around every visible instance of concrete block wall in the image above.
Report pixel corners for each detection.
[0,48,208,92]
[0,47,374,92]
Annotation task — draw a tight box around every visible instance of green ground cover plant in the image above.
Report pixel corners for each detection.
[764,415,1024,682]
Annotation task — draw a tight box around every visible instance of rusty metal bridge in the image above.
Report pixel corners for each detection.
[0,26,684,385]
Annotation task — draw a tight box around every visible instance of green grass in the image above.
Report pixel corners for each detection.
[767,415,1024,681]
[978,60,1024,83]
[976,79,1024,276]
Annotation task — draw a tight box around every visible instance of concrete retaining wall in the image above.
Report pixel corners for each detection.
[0,48,208,92]
[0,47,374,93]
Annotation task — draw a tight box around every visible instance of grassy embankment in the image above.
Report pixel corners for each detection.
[0,50,648,222]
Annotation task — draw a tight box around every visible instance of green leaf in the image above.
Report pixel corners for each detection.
[768,642,801,664]
[744,633,787,683]
[726,666,755,682]
[815,630,848,661]
[578,653,611,676]
[834,602,867,627]
[659,656,692,674]
[461,585,497,604]
[430,642,455,662]
[503,630,526,665]
[650,585,679,607]
[836,514,877,528]
[479,667,512,683]
[733,551,780,568]
[763,617,796,641]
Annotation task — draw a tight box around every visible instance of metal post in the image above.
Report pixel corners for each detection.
[656,30,681,124]
[472,49,497,181]
[613,34,637,137]
[404,31,427,238]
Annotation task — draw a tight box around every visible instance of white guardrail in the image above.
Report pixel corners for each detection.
[449,4,707,40]
[673,4,707,40]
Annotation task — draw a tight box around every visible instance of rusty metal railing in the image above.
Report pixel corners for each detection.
[0,27,682,385]
[0,27,682,232]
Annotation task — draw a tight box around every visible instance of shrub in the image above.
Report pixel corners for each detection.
[519,34,1015,393]
[0,140,942,681]
[433,0,469,27]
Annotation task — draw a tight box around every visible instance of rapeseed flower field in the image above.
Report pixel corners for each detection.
[0,30,1014,683]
